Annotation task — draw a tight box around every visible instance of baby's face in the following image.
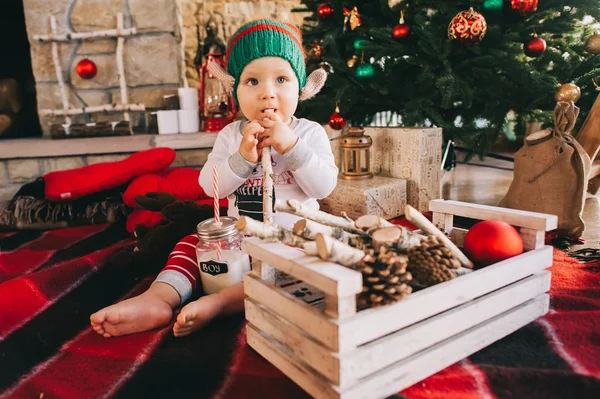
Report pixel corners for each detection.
[236,57,299,124]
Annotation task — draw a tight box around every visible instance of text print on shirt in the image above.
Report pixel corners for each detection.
[234,157,293,221]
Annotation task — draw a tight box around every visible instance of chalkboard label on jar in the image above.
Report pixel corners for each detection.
[199,260,229,276]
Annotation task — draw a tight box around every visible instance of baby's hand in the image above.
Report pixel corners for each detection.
[258,111,298,155]
[240,121,263,163]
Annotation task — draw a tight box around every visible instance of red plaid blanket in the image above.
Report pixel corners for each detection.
[0,224,598,399]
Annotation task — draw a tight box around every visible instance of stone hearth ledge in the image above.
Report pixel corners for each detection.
[0,132,218,160]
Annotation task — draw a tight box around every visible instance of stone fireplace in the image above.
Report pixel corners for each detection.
[0,0,306,200]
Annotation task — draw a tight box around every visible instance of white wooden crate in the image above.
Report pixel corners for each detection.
[242,200,557,399]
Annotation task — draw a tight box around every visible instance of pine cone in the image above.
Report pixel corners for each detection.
[407,235,460,288]
[356,246,413,310]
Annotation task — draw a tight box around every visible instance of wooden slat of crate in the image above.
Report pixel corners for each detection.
[246,271,550,387]
[247,294,549,399]
[429,199,558,231]
[450,227,468,247]
[336,245,552,349]
[341,294,549,399]
[244,273,342,351]
[337,271,550,384]
[245,298,342,384]
[242,238,362,297]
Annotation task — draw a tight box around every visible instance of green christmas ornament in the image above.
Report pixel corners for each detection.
[353,38,369,51]
[483,0,503,13]
[355,63,375,80]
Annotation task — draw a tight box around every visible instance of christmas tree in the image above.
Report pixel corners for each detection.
[294,0,600,155]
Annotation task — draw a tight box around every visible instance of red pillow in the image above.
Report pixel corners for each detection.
[44,148,175,201]
[123,167,209,208]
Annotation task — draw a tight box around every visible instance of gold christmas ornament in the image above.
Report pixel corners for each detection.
[347,55,359,67]
[586,31,600,55]
[555,83,581,103]
[343,6,362,32]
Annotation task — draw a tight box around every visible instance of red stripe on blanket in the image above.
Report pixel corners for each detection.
[0,232,15,239]
[536,249,600,378]
[1,277,171,399]
[402,360,496,399]
[0,224,110,280]
[0,239,134,340]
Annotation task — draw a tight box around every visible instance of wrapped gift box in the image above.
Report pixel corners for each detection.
[366,127,443,212]
[319,175,407,220]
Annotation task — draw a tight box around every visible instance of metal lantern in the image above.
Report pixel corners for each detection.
[339,126,373,180]
[195,17,237,132]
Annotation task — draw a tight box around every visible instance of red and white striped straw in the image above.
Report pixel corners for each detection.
[216,242,222,261]
[213,165,222,260]
[213,165,220,226]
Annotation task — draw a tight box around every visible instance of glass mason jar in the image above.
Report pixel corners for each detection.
[195,216,250,295]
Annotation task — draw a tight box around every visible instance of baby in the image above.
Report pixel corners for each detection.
[90,19,337,338]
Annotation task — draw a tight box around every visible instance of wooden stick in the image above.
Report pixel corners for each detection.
[50,16,71,125]
[262,147,274,224]
[293,219,367,249]
[236,216,306,248]
[275,199,366,236]
[40,103,145,116]
[33,27,136,42]
[404,205,474,268]
[315,233,365,267]
[116,13,130,124]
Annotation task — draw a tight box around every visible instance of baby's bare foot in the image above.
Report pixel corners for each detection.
[90,292,173,338]
[173,294,224,337]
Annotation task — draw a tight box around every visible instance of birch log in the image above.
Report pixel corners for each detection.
[293,219,368,249]
[40,103,145,117]
[275,199,366,235]
[302,241,318,256]
[262,148,273,223]
[354,215,394,233]
[33,27,136,42]
[371,226,425,252]
[116,13,130,124]
[50,16,71,125]
[315,233,365,267]
[236,216,306,247]
[404,205,474,268]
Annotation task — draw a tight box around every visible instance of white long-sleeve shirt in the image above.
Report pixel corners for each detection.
[198,117,338,228]
[154,117,338,304]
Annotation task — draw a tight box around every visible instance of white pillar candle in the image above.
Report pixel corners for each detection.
[177,109,200,133]
[156,110,179,134]
[178,87,199,110]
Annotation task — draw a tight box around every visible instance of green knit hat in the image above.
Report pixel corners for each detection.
[226,19,306,104]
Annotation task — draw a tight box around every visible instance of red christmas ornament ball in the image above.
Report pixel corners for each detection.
[317,3,334,20]
[76,58,97,79]
[448,8,487,45]
[510,0,539,16]
[464,220,524,267]
[392,24,410,39]
[524,35,546,57]
[328,107,346,130]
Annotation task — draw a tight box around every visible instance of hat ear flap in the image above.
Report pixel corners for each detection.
[207,62,235,94]
[299,69,327,101]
